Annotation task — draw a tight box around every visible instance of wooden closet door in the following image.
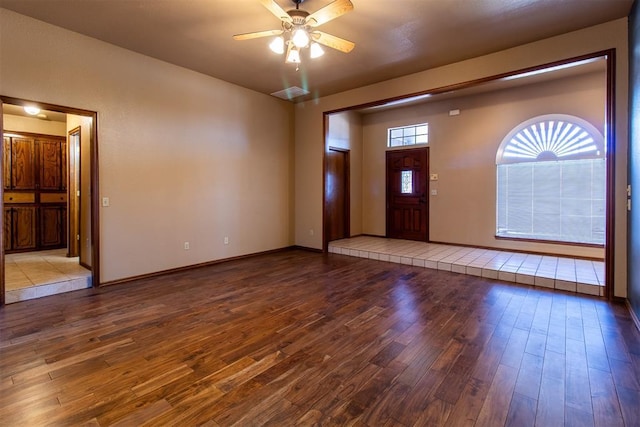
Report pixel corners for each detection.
[3,134,67,253]
[40,206,66,248]
[10,137,36,190]
[3,137,11,190]
[11,206,37,250]
[38,139,66,191]
[3,208,12,250]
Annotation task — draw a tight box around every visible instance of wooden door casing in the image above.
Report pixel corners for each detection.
[67,127,80,257]
[386,148,429,241]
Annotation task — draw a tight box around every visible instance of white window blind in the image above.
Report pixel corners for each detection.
[496,114,605,245]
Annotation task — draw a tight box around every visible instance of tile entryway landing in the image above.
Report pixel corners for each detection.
[329,236,605,297]
[5,249,92,304]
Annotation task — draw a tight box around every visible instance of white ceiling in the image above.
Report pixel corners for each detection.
[0,0,633,102]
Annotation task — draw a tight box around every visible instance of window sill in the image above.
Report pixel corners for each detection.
[495,235,604,249]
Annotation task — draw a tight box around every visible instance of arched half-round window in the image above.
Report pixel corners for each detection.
[496,114,605,245]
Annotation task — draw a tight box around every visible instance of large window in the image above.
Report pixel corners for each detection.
[496,114,605,245]
[388,123,428,147]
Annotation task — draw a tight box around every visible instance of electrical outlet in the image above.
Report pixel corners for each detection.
[102,197,110,207]
[224,237,229,245]
[309,229,314,236]
[184,242,190,250]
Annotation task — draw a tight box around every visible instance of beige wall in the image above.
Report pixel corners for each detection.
[3,114,66,136]
[295,19,629,297]
[361,71,605,259]
[0,8,295,283]
[326,111,363,236]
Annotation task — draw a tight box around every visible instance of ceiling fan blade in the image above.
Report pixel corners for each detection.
[313,31,355,53]
[305,0,354,27]
[260,0,293,24]
[233,29,282,41]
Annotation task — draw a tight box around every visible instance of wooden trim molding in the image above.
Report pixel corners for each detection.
[604,49,616,301]
[101,246,299,287]
[627,299,640,332]
[292,245,323,253]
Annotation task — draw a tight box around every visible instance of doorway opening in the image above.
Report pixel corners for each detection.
[1,97,100,305]
[322,50,615,299]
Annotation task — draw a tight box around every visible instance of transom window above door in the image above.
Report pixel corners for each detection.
[388,123,428,147]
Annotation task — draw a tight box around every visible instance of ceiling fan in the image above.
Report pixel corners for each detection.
[233,0,355,65]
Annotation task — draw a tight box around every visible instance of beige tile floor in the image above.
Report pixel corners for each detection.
[329,236,605,297]
[4,249,92,304]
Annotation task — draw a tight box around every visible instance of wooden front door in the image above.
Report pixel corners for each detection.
[386,148,429,241]
[325,148,350,245]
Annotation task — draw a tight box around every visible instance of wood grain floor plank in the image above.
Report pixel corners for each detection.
[442,376,491,427]
[589,366,625,427]
[615,384,640,427]
[514,352,543,400]
[475,363,519,427]
[505,392,537,427]
[565,406,596,427]
[1,250,639,426]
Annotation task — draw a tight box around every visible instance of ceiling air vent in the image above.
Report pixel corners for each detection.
[270,86,310,101]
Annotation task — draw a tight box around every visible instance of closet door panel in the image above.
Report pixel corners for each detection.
[40,206,66,248]
[3,137,11,190]
[39,139,65,191]
[11,137,36,190]
[12,206,37,250]
[4,208,13,251]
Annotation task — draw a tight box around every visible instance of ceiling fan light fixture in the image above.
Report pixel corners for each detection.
[234,0,355,66]
[286,47,301,64]
[269,36,285,54]
[309,42,324,58]
[292,27,310,48]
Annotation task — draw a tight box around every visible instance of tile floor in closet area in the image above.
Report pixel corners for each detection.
[329,236,605,297]
[4,249,92,304]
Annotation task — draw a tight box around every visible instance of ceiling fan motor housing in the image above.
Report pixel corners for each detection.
[288,9,310,25]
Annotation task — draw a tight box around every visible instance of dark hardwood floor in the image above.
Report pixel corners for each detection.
[1,249,639,426]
